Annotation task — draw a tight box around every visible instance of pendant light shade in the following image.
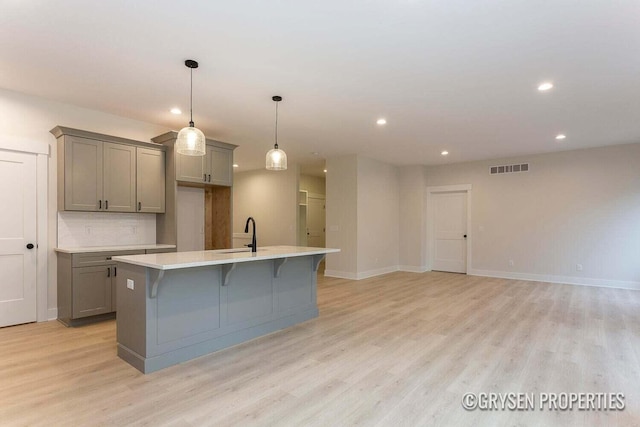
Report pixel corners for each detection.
[176,59,206,156]
[266,95,287,171]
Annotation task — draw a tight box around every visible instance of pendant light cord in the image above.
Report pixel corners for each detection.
[189,67,194,127]
[274,100,279,149]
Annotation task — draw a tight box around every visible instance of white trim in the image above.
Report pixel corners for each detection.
[325,265,401,280]
[48,308,58,321]
[398,265,430,273]
[0,137,49,155]
[426,184,472,274]
[468,269,640,291]
[324,270,358,280]
[36,153,49,322]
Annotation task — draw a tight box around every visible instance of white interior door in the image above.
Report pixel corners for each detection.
[0,150,37,327]
[307,197,325,247]
[432,191,467,273]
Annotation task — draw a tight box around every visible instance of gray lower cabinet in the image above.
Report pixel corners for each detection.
[57,248,175,326]
[72,265,113,318]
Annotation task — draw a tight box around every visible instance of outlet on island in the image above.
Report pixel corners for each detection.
[127,279,135,290]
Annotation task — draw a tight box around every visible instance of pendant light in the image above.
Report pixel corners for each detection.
[176,59,206,156]
[266,95,288,170]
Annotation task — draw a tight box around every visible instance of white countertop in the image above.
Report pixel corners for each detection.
[55,244,177,254]
[113,246,340,270]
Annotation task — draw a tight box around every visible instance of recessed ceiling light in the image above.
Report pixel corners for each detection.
[441,151,449,156]
[555,134,566,140]
[323,169,327,173]
[538,82,553,91]
[376,118,387,125]
[233,164,239,168]
[170,107,182,115]
[312,152,319,156]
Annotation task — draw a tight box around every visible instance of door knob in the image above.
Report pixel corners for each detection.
[463,234,467,238]
[26,243,35,249]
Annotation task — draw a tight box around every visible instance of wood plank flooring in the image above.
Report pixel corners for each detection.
[1,272,639,426]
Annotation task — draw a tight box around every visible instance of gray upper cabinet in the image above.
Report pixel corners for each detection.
[176,150,205,184]
[104,142,136,212]
[152,131,236,187]
[63,136,104,211]
[52,126,166,213]
[137,148,166,213]
[205,144,233,187]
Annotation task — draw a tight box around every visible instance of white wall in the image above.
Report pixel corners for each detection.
[232,166,299,247]
[300,174,326,196]
[422,143,640,288]
[325,155,358,277]
[356,156,399,277]
[325,155,400,279]
[398,165,428,271]
[0,88,167,319]
[176,186,205,251]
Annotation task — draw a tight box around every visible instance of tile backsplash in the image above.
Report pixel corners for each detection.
[58,212,156,247]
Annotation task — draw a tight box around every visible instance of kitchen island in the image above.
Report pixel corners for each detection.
[113,246,339,373]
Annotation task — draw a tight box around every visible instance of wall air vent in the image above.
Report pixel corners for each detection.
[490,163,529,175]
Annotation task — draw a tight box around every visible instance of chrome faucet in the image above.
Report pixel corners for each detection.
[244,217,257,252]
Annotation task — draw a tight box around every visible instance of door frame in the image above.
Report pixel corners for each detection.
[0,137,49,322]
[426,184,472,274]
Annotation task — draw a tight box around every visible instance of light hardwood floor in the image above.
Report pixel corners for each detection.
[1,272,639,426]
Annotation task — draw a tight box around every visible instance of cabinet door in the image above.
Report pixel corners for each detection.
[203,144,214,184]
[103,142,136,212]
[72,266,112,318]
[136,148,165,213]
[176,150,205,184]
[64,136,103,211]
[210,146,233,186]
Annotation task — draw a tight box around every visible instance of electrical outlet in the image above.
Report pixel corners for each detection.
[576,264,583,271]
[85,226,91,235]
[132,226,137,235]
[508,260,514,267]
[127,279,135,290]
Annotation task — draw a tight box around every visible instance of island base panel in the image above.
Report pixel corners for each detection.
[117,306,318,374]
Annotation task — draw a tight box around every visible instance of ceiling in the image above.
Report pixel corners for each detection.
[2,1,640,176]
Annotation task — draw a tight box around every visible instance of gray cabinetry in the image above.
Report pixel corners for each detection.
[176,150,204,183]
[205,143,233,187]
[136,148,166,213]
[57,247,175,326]
[62,136,103,211]
[52,126,166,213]
[72,265,113,318]
[103,142,136,212]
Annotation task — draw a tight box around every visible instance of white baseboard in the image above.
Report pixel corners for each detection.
[47,307,58,321]
[468,268,640,291]
[355,266,399,280]
[398,265,430,273]
[325,265,433,280]
[325,266,400,280]
[324,270,358,280]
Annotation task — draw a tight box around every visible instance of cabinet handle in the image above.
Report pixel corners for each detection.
[107,267,111,278]
[208,174,211,182]
[114,267,117,277]
[138,202,142,211]
[105,200,109,210]
[203,173,206,182]
[99,200,102,209]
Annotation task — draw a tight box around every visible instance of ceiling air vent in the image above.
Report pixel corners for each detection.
[490,163,529,175]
